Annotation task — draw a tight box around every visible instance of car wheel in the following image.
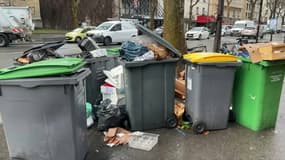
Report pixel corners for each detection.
[0,35,9,47]
[75,37,82,43]
[104,37,112,46]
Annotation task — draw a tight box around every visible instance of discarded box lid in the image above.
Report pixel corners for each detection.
[136,24,181,58]
[0,58,86,80]
[183,52,238,63]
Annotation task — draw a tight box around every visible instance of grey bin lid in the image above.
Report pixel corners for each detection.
[0,68,91,88]
[136,24,181,58]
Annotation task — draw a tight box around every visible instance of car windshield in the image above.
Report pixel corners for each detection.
[233,24,245,28]
[72,28,83,32]
[96,22,114,30]
[191,27,202,31]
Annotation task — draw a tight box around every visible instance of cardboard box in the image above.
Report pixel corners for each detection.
[243,43,270,63]
[244,42,285,63]
[260,43,285,61]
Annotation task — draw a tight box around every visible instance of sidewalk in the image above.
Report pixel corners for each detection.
[0,83,285,160]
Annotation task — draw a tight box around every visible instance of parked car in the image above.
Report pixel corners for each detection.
[87,21,138,45]
[185,27,210,40]
[241,27,258,39]
[154,26,163,37]
[221,25,232,36]
[65,26,96,43]
[231,20,255,36]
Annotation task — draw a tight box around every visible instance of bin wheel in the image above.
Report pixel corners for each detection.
[192,122,206,134]
[166,115,178,128]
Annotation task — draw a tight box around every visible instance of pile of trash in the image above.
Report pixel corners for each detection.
[120,37,173,62]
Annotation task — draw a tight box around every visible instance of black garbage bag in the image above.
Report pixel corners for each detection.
[96,99,129,131]
[15,41,65,65]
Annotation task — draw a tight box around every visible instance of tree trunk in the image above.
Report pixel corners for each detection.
[226,3,230,18]
[164,0,187,55]
[71,0,79,28]
[149,0,157,30]
[188,0,193,29]
[249,0,257,20]
[164,0,187,75]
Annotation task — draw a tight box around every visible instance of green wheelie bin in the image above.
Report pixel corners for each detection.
[233,58,285,131]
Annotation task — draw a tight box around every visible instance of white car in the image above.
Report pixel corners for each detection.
[87,21,138,45]
[185,27,210,40]
[221,25,232,36]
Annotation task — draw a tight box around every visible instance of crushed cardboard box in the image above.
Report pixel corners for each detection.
[244,42,285,63]
[174,102,185,126]
[175,79,186,99]
[175,70,186,99]
[147,44,170,60]
[104,127,131,147]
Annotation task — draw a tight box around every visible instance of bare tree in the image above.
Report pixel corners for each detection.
[164,0,187,74]
[248,0,258,20]
[40,0,113,29]
[71,0,80,28]
[164,0,187,54]
[149,0,158,30]
[188,0,200,29]
[226,0,233,18]
[266,0,282,18]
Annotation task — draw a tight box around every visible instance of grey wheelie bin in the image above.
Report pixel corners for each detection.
[184,53,241,134]
[85,53,119,105]
[119,59,179,130]
[0,58,90,160]
[119,24,181,130]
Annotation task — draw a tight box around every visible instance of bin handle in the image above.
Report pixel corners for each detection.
[19,83,39,88]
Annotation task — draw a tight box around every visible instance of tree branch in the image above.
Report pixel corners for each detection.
[191,0,200,7]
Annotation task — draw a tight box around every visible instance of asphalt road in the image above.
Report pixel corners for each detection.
[0,34,285,160]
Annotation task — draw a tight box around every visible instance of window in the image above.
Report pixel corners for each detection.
[202,8,205,15]
[122,22,136,29]
[111,24,122,31]
[203,0,206,2]
[196,7,199,15]
[233,10,235,18]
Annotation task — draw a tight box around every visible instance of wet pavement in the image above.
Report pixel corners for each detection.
[0,34,285,160]
[0,86,284,160]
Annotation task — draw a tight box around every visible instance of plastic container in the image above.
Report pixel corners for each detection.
[233,59,285,131]
[119,59,179,130]
[0,68,91,160]
[184,53,241,134]
[128,132,159,151]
